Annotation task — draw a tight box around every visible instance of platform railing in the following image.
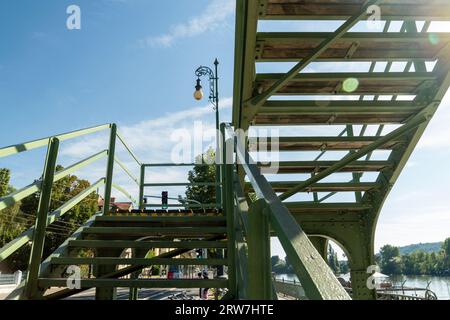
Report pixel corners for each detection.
[139,162,222,211]
[0,123,140,298]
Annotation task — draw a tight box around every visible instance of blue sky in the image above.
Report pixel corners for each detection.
[1,1,449,257]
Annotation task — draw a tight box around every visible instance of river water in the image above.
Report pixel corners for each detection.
[276,274,450,300]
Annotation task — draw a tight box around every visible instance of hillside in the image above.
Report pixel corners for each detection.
[398,242,443,255]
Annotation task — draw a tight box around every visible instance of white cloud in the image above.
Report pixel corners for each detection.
[59,98,232,202]
[139,0,235,47]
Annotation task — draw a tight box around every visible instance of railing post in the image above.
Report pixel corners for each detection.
[220,123,226,210]
[24,137,59,299]
[248,198,272,300]
[222,123,237,297]
[103,124,117,215]
[138,164,145,210]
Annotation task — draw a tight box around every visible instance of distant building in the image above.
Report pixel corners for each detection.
[97,196,133,212]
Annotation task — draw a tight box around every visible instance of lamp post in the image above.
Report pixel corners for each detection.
[193,59,221,208]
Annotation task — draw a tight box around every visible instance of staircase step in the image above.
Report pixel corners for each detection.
[50,257,228,266]
[82,227,227,237]
[96,216,226,222]
[108,209,222,216]
[39,278,228,289]
[93,216,226,228]
[68,240,228,249]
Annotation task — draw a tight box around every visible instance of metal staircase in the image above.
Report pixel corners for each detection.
[1,0,450,301]
[0,125,234,300]
[38,211,229,299]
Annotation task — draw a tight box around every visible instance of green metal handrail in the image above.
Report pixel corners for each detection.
[0,123,142,299]
[0,149,107,212]
[0,124,111,159]
[223,122,350,300]
[139,162,223,210]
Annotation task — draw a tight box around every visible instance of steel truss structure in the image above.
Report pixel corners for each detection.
[231,0,450,300]
[0,0,449,300]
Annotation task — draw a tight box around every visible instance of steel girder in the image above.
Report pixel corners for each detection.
[232,0,450,300]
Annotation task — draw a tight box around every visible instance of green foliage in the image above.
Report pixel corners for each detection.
[379,245,402,274]
[270,255,287,273]
[0,165,98,271]
[339,260,349,274]
[327,246,340,274]
[0,168,10,197]
[398,242,443,255]
[379,238,450,276]
[185,148,216,205]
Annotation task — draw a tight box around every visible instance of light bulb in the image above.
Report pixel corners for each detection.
[194,89,204,101]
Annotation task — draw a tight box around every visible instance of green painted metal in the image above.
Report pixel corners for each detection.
[0,124,110,159]
[233,173,250,299]
[0,179,104,263]
[68,240,228,249]
[38,278,229,289]
[142,203,218,209]
[249,0,382,108]
[24,137,59,299]
[50,257,228,266]
[2,1,449,301]
[259,0,450,21]
[112,183,137,204]
[82,226,227,235]
[143,163,211,167]
[41,235,226,300]
[221,122,237,298]
[246,182,379,193]
[116,132,141,166]
[248,199,272,300]
[138,165,145,210]
[95,215,226,222]
[114,156,139,185]
[102,124,117,215]
[0,150,107,212]
[225,124,350,300]
[143,182,218,187]
[250,136,404,151]
[39,213,102,278]
[278,113,429,201]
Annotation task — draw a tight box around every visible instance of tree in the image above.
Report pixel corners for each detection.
[379,245,402,275]
[442,238,450,274]
[0,165,99,271]
[339,261,349,274]
[327,246,340,274]
[0,168,10,197]
[284,255,294,274]
[185,148,216,206]
[0,168,29,271]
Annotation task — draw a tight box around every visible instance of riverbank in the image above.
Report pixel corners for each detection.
[275,274,450,300]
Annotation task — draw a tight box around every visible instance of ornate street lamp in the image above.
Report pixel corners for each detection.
[193,58,221,207]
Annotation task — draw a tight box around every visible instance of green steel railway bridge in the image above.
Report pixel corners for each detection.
[1,0,450,300]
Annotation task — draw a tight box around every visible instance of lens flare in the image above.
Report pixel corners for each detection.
[428,33,440,45]
[343,78,359,93]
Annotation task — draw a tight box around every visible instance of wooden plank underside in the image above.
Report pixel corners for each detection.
[259,160,391,173]
[263,0,450,20]
[245,181,379,192]
[253,114,413,125]
[249,136,402,151]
